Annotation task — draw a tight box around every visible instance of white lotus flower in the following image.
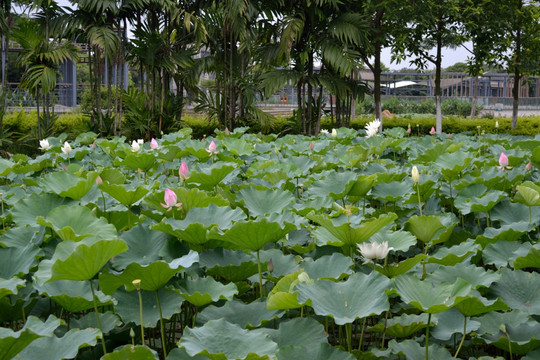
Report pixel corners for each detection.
[131,140,140,152]
[331,128,337,138]
[320,129,329,134]
[357,241,393,262]
[39,139,51,151]
[411,166,420,184]
[137,139,144,145]
[61,141,72,155]
[365,119,381,138]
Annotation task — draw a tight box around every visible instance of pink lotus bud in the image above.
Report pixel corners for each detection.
[160,188,181,211]
[407,127,411,134]
[150,138,159,149]
[499,152,509,168]
[62,164,66,171]
[96,176,103,185]
[267,258,274,273]
[225,127,230,136]
[526,161,532,171]
[309,141,314,151]
[179,161,189,181]
[448,133,452,139]
[205,140,218,156]
[92,142,96,149]
[430,127,436,135]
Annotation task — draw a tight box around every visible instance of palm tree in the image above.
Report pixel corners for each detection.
[11,16,79,139]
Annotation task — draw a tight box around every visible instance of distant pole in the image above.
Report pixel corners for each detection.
[72,60,77,106]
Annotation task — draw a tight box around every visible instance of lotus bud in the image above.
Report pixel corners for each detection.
[96,176,103,185]
[61,141,72,155]
[495,121,499,129]
[526,161,532,171]
[429,127,436,135]
[308,141,314,151]
[407,124,411,134]
[499,152,509,168]
[179,161,189,181]
[225,127,230,136]
[150,138,159,149]
[131,140,140,152]
[62,164,66,171]
[331,128,337,138]
[132,279,141,291]
[411,166,420,184]
[39,139,51,151]
[130,328,135,339]
[267,258,274,273]
[92,142,96,149]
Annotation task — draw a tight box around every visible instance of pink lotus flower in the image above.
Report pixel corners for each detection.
[429,127,436,135]
[150,138,159,149]
[205,140,218,156]
[179,161,189,181]
[160,188,182,211]
[497,152,513,171]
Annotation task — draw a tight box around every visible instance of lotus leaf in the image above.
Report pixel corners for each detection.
[198,300,283,328]
[369,313,430,338]
[114,224,170,270]
[238,187,295,217]
[176,277,238,307]
[387,339,454,360]
[431,308,480,341]
[99,183,150,207]
[18,328,101,360]
[490,268,540,315]
[41,171,99,200]
[102,345,158,360]
[0,277,25,299]
[35,280,114,312]
[0,243,42,278]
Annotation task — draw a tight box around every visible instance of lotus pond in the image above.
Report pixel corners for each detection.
[0,127,540,360]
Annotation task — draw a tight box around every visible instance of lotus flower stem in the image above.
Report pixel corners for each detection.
[425,313,431,360]
[453,316,467,358]
[0,193,4,230]
[89,280,107,355]
[257,250,264,298]
[358,317,367,351]
[381,310,389,349]
[416,183,423,216]
[134,284,145,345]
[156,291,168,358]
[345,323,352,352]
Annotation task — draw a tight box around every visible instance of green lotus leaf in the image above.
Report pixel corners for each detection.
[152,205,245,245]
[267,272,303,310]
[474,309,530,337]
[337,145,369,168]
[238,187,295,217]
[100,251,198,293]
[99,168,126,185]
[0,243,42,278]
[427,239,480,265]
[102,345,158,360]
[434,150,472,180]
[308,212,397,247]
[11,193,74,226]
[0,225,44,248]
[0,315,61,360]
[490,200,540,225]
[348,174,377,197]
[387,339,454,360]
[522,348,540,360]
[198,300,283,329]
[200,248,258,282]
[276,343,355,360]
[394,275,472,313]
[373,254,427,278]
[114,287,183,327]
[208,218,296,251]
[475,222,533,248]
[177,277,238,307]
[37,205,118,242]
[258,249,302,278]
[369,229,417,252]
[12,156,53,174]
[514,244,540,270]
[35,280,114,312]
[371,181,412,202]
[532,145,540,168]
[99,183,150,207]
[454,183,506,214]
[515,181,540,207]
[300,253,354,280]
[482,241,523,268]
[490,268,540,315]
[114,224,170,270]
[430,263,500,288]
[404,215,445,243]
[431,308,480,341]
[305,171,357,200]
[222,138,253,156]
[369,313,430,338]
[0,277,25,300]
[454,291,510,317]
[186,162,237,190]
[146,187,229,214]
[489,322,540,355]
[41,171,99,200]
[118,152,156,172]
[0,158,13,176]
[35,238,128,283]
[18,327,101,360]
[296,272,391,325]
[178,319,278,360]
[261,317,328,349]
[292,197,333,217]
[70,311,121,334]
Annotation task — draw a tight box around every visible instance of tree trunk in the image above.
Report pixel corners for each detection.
[512,71,520,129]
[307,50,313,134]
[435,17,443,134]
[0,33,8,129]
[36,89,41,139]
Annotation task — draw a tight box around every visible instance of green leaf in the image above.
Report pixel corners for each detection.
[267,272,303,310]
[404,215,445,243]
[99,183,150,207]
[296,272,391,325]
[41,171,99,200]
[387,339,454,360]
[515,182,540,207]
[35,280,114,312]
[198,300,283,329]
[490,268,540,315]
[37,205,118,242]
[276,343,355,360]
[305,171,358,200]
[475,222,533,247]
[431,308,480,341]
[371,181,412,202]
[177,277,238,307]
[70,311,121,334]
[430,263,499,288]
[118,152,156,172]
[0,158,13,176]
[373,254,427,278]
[394,275,472,313]
[301,253,354,280]
[514,245,540,270]
[0,244,42,278]
[369,313,430,338]
[18,328,101,360]
[238,187,295,217]
[454,291,510,317]
[102,345,158,360]
[186,162,237,190]
[114,287,183,327]
[200,248,258,282]
[0,277,25,300]
[11,193,74,226]
[178,319,278,360]
[114,224,170,270]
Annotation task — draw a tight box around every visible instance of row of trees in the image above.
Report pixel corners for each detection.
[1,0,540,138]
